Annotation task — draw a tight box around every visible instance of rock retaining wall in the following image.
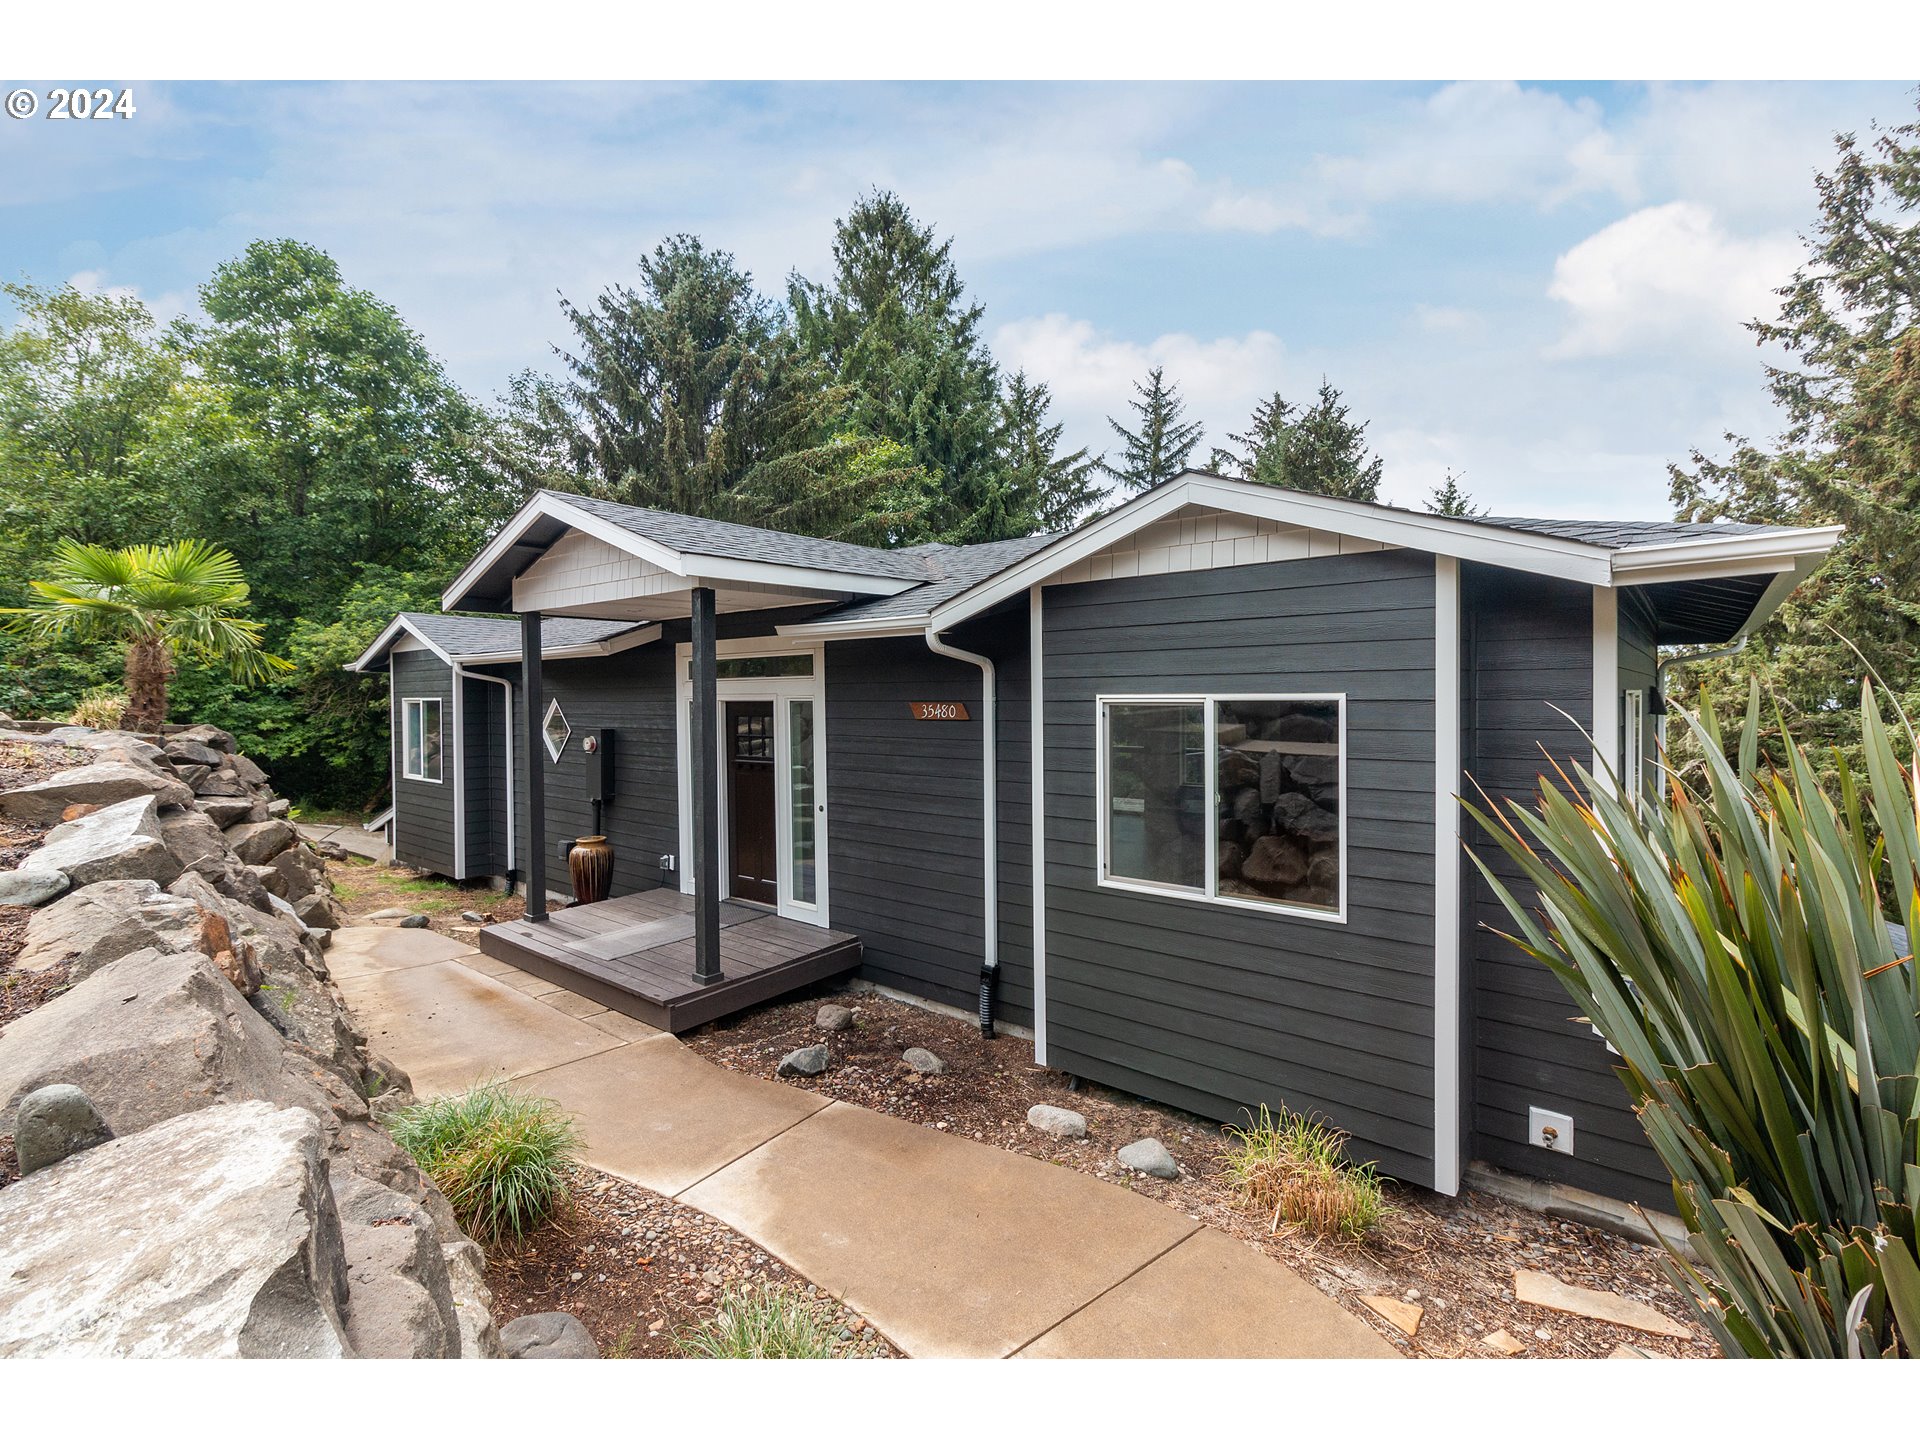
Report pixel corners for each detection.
[0,721,502,1358]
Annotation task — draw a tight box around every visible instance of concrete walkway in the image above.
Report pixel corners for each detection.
[298,820,391,863]
[329,925,1396,1359]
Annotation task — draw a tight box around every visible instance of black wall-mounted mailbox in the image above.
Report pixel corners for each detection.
[581,727,617,804]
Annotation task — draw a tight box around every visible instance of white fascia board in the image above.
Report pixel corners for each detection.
[1608,525,1843,584]
[930,473,1617,629]
[686,561,917,598]
[347,615,453,672]
[774,615,931,640]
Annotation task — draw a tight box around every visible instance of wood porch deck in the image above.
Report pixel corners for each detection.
[477,889,862,1034]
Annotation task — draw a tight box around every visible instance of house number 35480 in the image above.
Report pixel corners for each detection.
[908,701,970,721]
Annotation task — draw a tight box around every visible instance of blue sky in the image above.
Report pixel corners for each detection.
[4,79,1914,517]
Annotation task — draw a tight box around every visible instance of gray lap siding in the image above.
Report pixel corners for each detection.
[1461,565,1669,1209]
[1040,550,1440,1187]
[824,636,988,1010]
[390,650,458,876]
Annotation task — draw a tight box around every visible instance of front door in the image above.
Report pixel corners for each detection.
[726,701,778,905]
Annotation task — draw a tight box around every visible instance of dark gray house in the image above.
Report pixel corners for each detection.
[352,474,1839,1210]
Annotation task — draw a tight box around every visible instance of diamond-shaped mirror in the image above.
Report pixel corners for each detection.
[542,699,571,761]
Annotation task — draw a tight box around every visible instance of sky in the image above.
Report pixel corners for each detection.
[3,78,1915,519]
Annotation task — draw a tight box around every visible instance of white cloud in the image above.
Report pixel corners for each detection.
[1545,202,1800,359]
[1312,81,1638,211]
[65,268,193,326]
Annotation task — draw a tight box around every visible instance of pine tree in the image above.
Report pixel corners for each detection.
[1425,470,1486,517]
[1101,366,1204,491]
[1232,379,1384,501]
[998,370,1102,533]
[1668,102,1920,758]
[1208,391,1294,479]
[791,191,1013,542]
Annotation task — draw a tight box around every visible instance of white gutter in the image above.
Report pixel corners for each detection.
[459,665,518,879]
[923,627,998,987]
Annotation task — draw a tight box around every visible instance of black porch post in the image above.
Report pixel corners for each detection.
[691,585,723,984]
[521,610,548,923]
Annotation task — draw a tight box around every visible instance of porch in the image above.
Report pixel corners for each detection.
[477,888,862,1034]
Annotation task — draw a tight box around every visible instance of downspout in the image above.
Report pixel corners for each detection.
[924,626,998,1038]
[459,666,518,881]
[1651,636,1749,771]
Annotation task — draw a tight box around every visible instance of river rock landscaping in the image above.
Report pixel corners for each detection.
[686,986,1716,1359]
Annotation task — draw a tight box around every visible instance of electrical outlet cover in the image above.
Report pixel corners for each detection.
[1529,1107,1575,1154]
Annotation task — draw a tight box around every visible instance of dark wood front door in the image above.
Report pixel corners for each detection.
[726,701,778,906]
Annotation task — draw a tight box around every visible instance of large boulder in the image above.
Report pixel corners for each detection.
[445,1239,504,1358]
[193,768,252,799]
[15,878,202,979]
[28,795,180,888]
[171,723,236,754]
[227,751,270,789]
[0,868,68,908]
[333,1171,459,1359]
[0,760,191,824]
[13,1083,115,1175]
[0,1102,353,1357]
[0,946,330,1135]
[262,843,328,901]
[158,806,230,878]
[501,1311,599,1359]
[196,795,255,828]
[294,890,348,930]
[227,818,297,866]
[162,737,225,770]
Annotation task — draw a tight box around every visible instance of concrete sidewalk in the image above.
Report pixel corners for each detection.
[330,925,1396,1359]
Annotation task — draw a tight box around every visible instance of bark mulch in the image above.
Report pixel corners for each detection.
[486,1163,896,1358]
[687,987,1716,1360]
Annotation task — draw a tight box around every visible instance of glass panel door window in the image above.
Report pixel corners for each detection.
[402,698,442,782]
[788,699,817,906]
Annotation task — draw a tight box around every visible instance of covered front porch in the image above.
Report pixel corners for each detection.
[478,888,861,1033]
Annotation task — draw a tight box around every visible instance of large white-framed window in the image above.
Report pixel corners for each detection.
[1096,692,1346,923]
[401,697,443,783]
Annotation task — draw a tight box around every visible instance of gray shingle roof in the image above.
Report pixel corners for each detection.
[788,534,1061,627]
[1477,516,1794,548]
[554,492,933,582]
[399,612,639,660]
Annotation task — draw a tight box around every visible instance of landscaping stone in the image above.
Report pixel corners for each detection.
[294,890,348,930]
[0,760,193,824]
[163,738,225,769]
[1360,1294,1424,1336]
[1480,1327,1526,1355]
[777,1044,831,1077]
[172,723,236,753]
[0,945,329,1135]
[444,1238,504,1357]
[0,1102,352,1357]
[500,1310,600,1359]
[158,806,230,878]
[268,797,291,818]
[815,1003,853,1032]
[902,1046,946,1075]
[196,795,254,827]
[398,913,430,929]
[17,878,202,979]
[1116,1137,1179,1179]
[262,843,327,900]
[1026,1103,1088,1139]
[225,818,297,866]
[365,907,411,921]
[0,868,68,908]
[193,767,251,799]
[228,752,270,788]
[1512,1269,1691,1339]
[333,1170,459,1359]
[13,1083,115,1175]
[28,795,180,888]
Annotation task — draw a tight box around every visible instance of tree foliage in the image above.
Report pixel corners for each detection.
[1215,380,1384,501]
[1101,365,1204,491]
[997,370,1103,533]
[1669,103,1920,758]
[1425,470,1486,517]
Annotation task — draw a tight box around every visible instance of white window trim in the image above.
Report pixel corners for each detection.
[1623,687,1646,801]
[1094,692,1348,926]
[674,638,829,927]
[541,698,572,762]
[400,697,444,784]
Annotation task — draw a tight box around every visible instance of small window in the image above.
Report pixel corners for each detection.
[1100,694,1344,920]
[1623,688,1646,800]
[542,699,572,761]
[402,698,442,783]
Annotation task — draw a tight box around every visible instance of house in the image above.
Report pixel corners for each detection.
[350,473,1840,1210]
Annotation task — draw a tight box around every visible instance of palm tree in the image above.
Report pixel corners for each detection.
[4,539,291,731]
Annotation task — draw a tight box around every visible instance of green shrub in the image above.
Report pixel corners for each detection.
[387,1083,580,1245]
[1466,680,1920,1357]
[672,1284,846,1359]
[65,684,126,729]
[1222,1104,1386,1241]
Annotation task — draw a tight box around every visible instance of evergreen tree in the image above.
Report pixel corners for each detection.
[1101,366,1204,491]
[1224,379,1384,501]
[1668,102,1920,757]
[1425,470,1486,517]
[997,370,1102,533]
[790,191,1015,542]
